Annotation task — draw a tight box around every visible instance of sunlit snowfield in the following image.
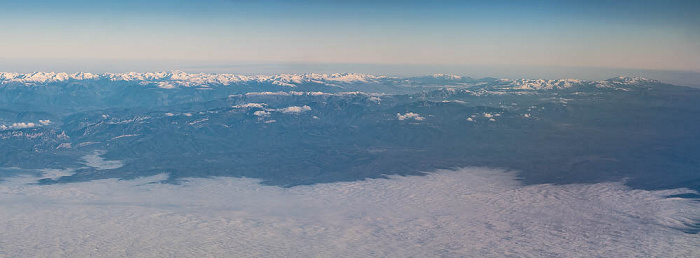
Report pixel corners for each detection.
[1,72,699,256]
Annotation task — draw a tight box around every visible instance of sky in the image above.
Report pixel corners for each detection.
[1,0,699,78]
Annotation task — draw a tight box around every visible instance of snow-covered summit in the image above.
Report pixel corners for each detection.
[602,76,659,85]
[496,79,584,90]
[0,72,100,84]
[431,74,465,80]
[489,77,661,91]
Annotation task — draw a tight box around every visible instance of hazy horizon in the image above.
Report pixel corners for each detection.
[3,0,698,74]
[2,60,699,87]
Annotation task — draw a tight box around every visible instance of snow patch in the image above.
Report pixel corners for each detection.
[277,105,311,114]
[233,103,267,109]
[397,112,425,121]
[254,110,270,117]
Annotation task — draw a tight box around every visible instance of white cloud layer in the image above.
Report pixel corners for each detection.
[0,168,698,257]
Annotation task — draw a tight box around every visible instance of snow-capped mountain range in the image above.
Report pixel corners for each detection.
[0,71,385,88]
[0,71,661,90]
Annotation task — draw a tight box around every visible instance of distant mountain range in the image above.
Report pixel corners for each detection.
[1,72,697,193]
[0,71,660,90]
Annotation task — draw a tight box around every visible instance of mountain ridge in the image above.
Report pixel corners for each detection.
[0,71,665,90]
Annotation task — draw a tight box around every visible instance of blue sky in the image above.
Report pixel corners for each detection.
[1,0,699,76]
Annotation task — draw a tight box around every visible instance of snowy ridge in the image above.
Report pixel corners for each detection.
[0,72,101,84]
[0,71,662,91]
[492,77,661,90]
[0,71,385,88]
[431,74,465,80]
[496,79,584,90]
[595,76,661,88]
[241,91,383,97]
